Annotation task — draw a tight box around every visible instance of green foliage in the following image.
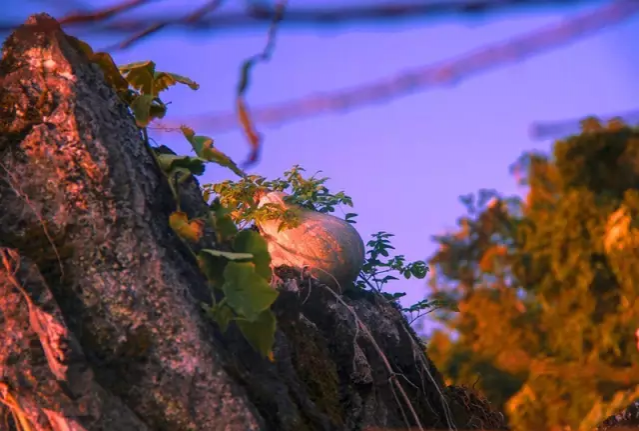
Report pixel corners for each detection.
[79,37,445,361]
[355,232,456,320]
[427,118,639,431]
[205,165,355,231]
[78,40,278,358]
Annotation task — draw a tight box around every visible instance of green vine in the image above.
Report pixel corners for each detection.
[71,36,457,360]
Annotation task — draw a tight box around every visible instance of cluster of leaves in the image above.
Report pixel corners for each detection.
[426,118,639,431]
[73,39,279,358]
[355,232,457,322]
[204,165,357,231]
[211,171,453,317]
[77,37,450,360]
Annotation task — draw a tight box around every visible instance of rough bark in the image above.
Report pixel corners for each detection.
[598,402,639,430]
[0,13,509,431]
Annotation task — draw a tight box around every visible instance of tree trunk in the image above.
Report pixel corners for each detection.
[0,13,509,431]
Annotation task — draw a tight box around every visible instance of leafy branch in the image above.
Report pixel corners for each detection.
[71,36,279,359]
[74,34,456,360]
[355,232,458,322]
[207,165,356,231]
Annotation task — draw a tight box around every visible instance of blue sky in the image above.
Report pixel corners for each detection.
[5,1,639,333]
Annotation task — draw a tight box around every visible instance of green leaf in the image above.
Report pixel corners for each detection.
[181,127,245,177]
[205,147,246,178]
[209,200,239,243]
[222,262,278,322]
[197,250,228,289]
[207,303,234,333]
[410,262,428,279]
[200,249,253,261]
[130,94,155,127]
[156,154,206,176]
[154,71,200,92]
[236,308,277,359]
[148,99,168,121]
[119,60,156,95]
[233,230,272,281]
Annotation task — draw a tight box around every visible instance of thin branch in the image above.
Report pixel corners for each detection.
[107,0,226,51]
[234,0,287,167]
[3,0,607,36]
[58,0,151,25]
[155,0,639,134]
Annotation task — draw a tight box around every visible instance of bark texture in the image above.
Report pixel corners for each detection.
[0,13,509,431]
[598,402,639,430]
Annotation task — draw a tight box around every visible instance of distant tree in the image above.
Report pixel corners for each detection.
[426,119,639,430]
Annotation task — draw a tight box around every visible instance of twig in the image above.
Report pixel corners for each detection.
[236,0,288,167]
[3,0,608,34]
[107,0,226,51]
[59,0,151,25]
[157,0,639,134]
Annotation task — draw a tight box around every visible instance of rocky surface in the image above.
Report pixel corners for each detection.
[0,13,510,431]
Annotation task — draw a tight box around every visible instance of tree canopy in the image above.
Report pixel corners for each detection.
[426,118,639,430]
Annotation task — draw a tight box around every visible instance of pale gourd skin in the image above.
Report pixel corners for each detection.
[256,191,365,290]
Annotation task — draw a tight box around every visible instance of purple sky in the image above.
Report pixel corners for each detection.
[6,1,639,333]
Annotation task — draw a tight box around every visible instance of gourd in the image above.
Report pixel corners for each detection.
[256,191,365,290]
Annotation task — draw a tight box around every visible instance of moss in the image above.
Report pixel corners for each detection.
[280,318,344,427]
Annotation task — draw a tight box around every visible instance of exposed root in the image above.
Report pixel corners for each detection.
[276,264,458,431]
[308,266,429,431]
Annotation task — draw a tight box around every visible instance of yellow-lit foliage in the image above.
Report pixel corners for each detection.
[427,121,639,430]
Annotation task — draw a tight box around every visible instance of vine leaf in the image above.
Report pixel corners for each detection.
[222,261,278,322]
[234,229,272,281]
[169,211,204,242]
[181,126,246,177]
[197,251,227,289]
[200,249,253,261]
[154,71,200,92]
[207,303,234,333]
[237,309,277,360]
[210,199,239,243]
[119,60,156,95]
[155,154,206,177]
[130,94,155,127]
[67,36,129,91]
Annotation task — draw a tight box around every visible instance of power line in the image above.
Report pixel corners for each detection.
[154,0,639,135]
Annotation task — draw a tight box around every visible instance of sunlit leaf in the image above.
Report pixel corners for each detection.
[169,211,204,242]
[154,71,200,92]
[181,126,245,177]
[119,60,156,95]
